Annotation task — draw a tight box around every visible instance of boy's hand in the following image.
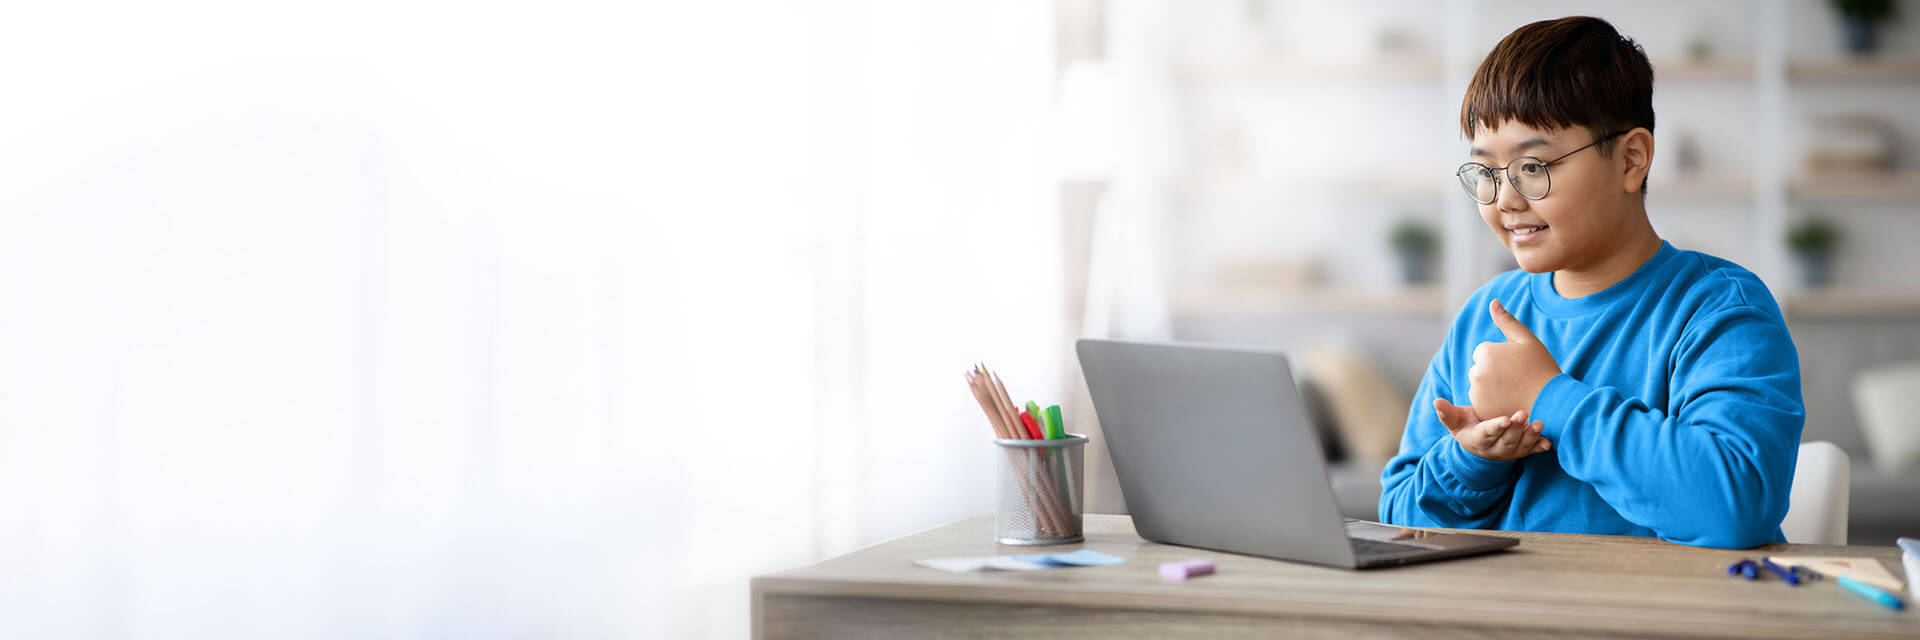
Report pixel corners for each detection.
[1435,398,1551,461]
[1467,299,1562,420]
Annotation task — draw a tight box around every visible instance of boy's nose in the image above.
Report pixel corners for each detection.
[1494,174,1531,212]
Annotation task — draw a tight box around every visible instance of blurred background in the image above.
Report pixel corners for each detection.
[0,0,1915,638]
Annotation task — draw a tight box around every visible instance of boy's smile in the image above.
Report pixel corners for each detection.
[1505,221,1549,245]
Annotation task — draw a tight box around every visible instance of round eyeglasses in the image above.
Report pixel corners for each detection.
[1455,130,1626,205]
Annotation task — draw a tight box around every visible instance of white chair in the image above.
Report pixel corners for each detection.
[1781,441,1850,545]
[1853,361,1920,474]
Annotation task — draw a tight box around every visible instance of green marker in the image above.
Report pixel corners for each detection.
[1044,405,1065,439]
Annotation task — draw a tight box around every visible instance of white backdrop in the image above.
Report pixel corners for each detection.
[0,2,1058,637]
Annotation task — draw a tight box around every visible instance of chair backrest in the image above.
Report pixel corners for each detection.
[1781,441,1850,545]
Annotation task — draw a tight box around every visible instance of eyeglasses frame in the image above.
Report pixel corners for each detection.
[1455,130,1629,205]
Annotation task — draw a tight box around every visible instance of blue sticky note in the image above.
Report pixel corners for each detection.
[1008,550,1126,567]
[1010,553,1073,566]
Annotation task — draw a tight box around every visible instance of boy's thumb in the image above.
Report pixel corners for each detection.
[1490,298,1540,344]
[1433,398,1476,431]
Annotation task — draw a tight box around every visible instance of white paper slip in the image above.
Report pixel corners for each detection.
[914,555,1050,572]
[1766,556,1903,592]
[1904,551,1918,603]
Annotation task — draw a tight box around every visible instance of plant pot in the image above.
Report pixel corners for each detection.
[1842,17,1878,55]
[1394,248,1432,285]
[1794,252,1832,288]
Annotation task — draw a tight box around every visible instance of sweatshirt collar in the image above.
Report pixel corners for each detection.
[1529,240,1677,318]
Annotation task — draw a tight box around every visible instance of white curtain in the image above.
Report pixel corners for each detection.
[0,2,1057,637]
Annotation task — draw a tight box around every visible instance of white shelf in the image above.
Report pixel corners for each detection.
[1787,172,1920,202]
[1647,173,1754,200]
[1785,290,1920,319]
[1787,56,1920,80]
[1183,172,1760,202]
[1177,171,1441,198]
[1176,285,1920,319]
[1172,287,1447,316]
[1175,53,1444,84]
[1653,58,1756,80]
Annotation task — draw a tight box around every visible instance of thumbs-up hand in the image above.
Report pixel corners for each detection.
[1466,299,1562,420]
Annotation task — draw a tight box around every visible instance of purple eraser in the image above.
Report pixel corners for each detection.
[1160,558,1215,581]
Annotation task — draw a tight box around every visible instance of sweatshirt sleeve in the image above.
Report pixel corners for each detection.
[1378,352,1521,528]
[1528,304,1804,549]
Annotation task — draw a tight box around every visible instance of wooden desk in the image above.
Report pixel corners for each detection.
[753,514,1918,639]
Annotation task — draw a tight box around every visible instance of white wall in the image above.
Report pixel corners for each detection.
[0,2,1059,637]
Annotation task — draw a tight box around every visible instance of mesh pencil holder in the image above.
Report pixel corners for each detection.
[992,434,1087,545]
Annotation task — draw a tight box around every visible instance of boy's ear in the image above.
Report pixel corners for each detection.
[1618,127,1654,195]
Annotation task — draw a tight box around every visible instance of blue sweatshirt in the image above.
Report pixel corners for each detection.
[1378,241,1805,549]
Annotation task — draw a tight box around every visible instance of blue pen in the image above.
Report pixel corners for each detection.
[1836,576,1906,610]
[1759,557,1799,585]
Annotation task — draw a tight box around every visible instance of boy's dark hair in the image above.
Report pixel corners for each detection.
[1461,16,1655,192]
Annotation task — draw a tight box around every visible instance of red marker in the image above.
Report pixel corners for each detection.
[1018,410,1045,439]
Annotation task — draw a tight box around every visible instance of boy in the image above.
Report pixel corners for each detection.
[1377,16,1805,549]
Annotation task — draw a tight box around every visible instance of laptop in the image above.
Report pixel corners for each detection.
[1075,338,1518,569]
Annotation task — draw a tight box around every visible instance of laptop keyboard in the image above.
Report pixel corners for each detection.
[1350,537,1428,558]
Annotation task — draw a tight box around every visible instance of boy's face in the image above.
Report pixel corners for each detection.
[1468,121,1631,274]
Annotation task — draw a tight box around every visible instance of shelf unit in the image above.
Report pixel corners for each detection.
[1164,2,1920,322]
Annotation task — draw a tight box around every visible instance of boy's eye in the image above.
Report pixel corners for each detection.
[1517,161,1547,177]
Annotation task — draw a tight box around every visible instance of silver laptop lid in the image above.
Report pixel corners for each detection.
[1076,338,1357,568]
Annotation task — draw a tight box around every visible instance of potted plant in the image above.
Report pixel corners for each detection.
[1787,217,1841,288]
[1388,218,1438,285]
[1831,0,1898,55]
